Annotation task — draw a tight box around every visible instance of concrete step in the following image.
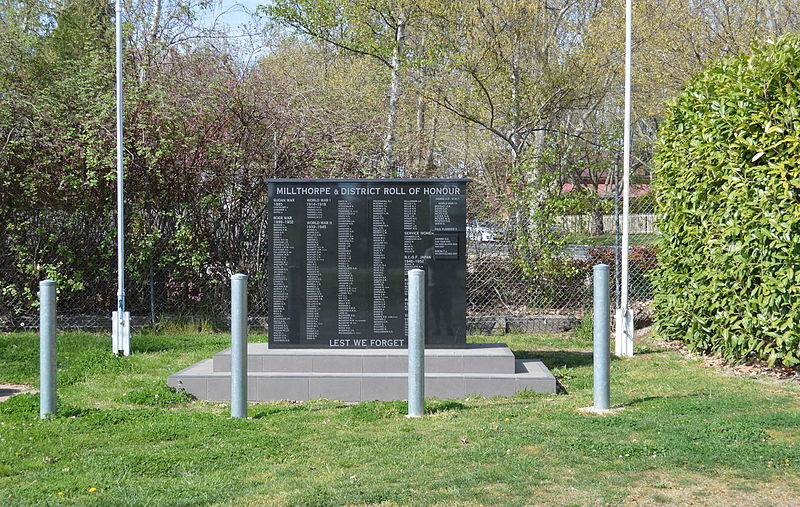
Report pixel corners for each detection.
[167,358,556,402]
[211,343,516,375]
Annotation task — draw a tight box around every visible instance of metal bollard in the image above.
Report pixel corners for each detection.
[407,269,425,417]
[593,264,610,410]
[231,274,248,418]
[39,280,57,419]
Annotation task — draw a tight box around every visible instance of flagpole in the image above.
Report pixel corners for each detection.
[113,0,130,355]
[615,0,634,357]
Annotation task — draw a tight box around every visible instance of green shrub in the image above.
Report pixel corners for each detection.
[653,36,800,366]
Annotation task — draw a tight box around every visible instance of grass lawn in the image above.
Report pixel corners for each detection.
[0,330,798,506]
[567,233,657,247]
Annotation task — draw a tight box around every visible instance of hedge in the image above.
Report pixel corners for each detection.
[653,36,800,366]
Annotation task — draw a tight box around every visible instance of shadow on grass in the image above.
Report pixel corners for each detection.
[622,390,708,407]
[250,401,350,418]
[60,406,101,418]
[131,343,177,354]
[428,400,466,413]
[512,350,616,370]
[632,345,671,355]
[0,392,99,419]
[129,335,229,355]
[0,386,29,399]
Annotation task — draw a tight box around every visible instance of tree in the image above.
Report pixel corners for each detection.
[418,1,610,163]
[267,0,422,174]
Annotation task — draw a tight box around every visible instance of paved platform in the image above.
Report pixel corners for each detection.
[168,343,556,402]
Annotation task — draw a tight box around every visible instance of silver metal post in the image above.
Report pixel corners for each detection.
[39,280,57,419]
[407,269,425,418]
[231,274,248,418]
[593,264,610,410]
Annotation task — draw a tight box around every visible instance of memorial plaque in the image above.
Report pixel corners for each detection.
[268,179,468,349]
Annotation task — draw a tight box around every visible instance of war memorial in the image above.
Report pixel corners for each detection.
[169,179,556,401]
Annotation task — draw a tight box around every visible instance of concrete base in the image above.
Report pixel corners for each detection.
[467,315,579,334]
[577,406,624,416]
[168,343,556,402]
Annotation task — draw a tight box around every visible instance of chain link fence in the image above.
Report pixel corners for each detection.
[464,217,656,333]
[1,186,657,335]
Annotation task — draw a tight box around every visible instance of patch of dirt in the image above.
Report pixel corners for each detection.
[765,428,800,445]
[0,384,36,402]
[625,470,800,507]
[642,330,799,383]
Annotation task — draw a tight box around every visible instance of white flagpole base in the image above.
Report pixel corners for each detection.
[112,311,119,353]
[112,311,131,356]
[122,311,130,356]
[615,309,634,357]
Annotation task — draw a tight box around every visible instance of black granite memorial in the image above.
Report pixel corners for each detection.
[268,179,468,349]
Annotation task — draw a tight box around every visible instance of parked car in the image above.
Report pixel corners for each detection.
[467,221,502,242]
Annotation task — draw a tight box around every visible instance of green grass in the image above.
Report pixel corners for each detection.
[0,330,798,506]
[568,232,657,247]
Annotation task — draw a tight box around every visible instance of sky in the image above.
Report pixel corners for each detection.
[194,0,272,60]
[198,0,265,33]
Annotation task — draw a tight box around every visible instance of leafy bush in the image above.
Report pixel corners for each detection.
[653,36,800,366]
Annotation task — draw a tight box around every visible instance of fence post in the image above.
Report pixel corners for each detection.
[593,264,610,410]
[39,280,57,419]
[231,273,248,418]
[407,269,425,418]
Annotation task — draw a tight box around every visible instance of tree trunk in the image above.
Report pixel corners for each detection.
[383,9,406,176]
[509,49,522,166]
[590,207,604,236]
[524,129,547,245]
[426,113,437,172]
[139,0,162,84]
[414,94,425,174]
